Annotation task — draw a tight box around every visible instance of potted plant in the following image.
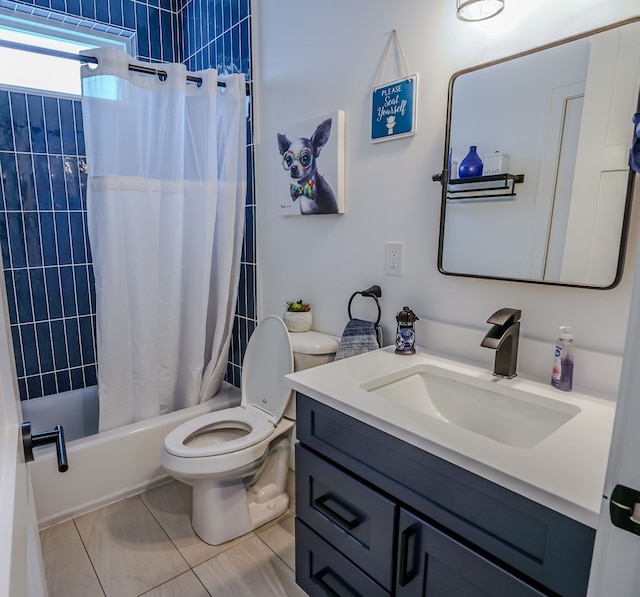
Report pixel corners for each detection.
[283,299,312,332]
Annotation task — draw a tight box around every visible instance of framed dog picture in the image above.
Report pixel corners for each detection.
[275,110,345,216]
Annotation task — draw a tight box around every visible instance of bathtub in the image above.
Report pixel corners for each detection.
[22,382,241,529]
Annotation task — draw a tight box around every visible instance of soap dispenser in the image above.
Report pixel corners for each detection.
[551,326,574,391]
[395,306,418,355]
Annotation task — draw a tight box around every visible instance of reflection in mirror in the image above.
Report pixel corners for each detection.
[438,20,640,288]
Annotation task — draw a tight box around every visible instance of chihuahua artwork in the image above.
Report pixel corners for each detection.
[276,113,344,215]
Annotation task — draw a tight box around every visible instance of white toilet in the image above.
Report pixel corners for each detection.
[161,316,338,545]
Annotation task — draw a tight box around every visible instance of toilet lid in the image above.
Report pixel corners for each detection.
[241,316,293,424]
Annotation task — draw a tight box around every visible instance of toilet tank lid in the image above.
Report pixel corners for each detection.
[290,330,340,355]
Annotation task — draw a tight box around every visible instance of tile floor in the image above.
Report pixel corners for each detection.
[40,473,308,597]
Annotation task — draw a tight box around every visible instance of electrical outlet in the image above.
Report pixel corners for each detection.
[385,242,404,276]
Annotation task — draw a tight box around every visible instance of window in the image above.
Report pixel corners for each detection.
[0,8,131,97]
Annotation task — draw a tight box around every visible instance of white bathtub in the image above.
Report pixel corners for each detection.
[24,383,241,529]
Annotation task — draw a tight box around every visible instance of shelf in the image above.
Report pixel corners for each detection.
[448,173,524,185]
[446,173,525,201]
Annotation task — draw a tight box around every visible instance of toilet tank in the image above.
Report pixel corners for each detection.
[286,331,339,419]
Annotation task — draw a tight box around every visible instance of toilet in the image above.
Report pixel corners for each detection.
[161,316,338,545]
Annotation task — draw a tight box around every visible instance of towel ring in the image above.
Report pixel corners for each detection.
[348,285,382,326]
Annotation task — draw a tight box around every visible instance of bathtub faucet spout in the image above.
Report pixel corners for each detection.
[21,422,69,472]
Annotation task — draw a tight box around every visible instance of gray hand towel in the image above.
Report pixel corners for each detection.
[333,318,380,361]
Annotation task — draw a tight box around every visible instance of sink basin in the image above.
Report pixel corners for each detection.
[361,365,581,448]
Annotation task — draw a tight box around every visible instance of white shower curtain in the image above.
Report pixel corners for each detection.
[81,47,247,431]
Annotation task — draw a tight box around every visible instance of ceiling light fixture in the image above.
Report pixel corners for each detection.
[456,0,504,22]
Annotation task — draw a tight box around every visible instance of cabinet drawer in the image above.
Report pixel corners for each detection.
[396,509,547,597]
[296,519,390,597]
[295,445,396,591]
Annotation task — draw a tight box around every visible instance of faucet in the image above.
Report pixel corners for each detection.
[481,308,521,379]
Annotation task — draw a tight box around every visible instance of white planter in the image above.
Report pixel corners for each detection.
[283,311,312,332]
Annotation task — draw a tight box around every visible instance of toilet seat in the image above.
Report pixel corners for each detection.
[163,406,275,458]
[163,316,294,460]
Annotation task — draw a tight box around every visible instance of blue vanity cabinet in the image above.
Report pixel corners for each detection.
[294,392,595,597]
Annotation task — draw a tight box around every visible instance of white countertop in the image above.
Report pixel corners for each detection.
[286,346,616,528]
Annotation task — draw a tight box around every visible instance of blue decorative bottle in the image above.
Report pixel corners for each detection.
[458,145,483,178]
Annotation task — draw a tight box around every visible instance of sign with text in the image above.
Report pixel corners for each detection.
[370,75,417,143]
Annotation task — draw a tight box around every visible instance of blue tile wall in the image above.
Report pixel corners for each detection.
[181,0,251,76]
[0,90,97,399]
[1,0,181,63]
[1,0,255,398]
[180,0,255,388]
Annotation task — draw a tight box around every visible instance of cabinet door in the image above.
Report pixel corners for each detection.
[396,509,546,597]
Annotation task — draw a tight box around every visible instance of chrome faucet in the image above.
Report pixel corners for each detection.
[481,308,521,379]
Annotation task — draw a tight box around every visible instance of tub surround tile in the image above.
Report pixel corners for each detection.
[74,495,189,597]
[0,92,97,400]
[0,91,14,151]
[40,519,105,596]
[11,92,30,152]
[27,93,47,154]
[193,535,306,597]
[140,480,255,568]
[0,153,20,211]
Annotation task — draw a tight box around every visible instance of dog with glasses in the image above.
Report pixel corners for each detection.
[277,118,339,215]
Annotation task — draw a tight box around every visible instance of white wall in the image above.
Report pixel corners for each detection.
[253,0,640,371]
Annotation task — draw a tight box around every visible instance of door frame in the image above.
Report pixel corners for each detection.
[588,178,640,594]
[0,286,47,597]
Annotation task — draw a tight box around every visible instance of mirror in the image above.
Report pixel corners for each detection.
[437,19,640,289]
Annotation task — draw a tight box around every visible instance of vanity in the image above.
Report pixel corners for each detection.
[286,347,615,596]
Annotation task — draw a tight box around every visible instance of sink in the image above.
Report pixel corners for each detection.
[361,365,581,448]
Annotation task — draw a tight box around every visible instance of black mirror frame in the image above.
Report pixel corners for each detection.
[436,17,640,290]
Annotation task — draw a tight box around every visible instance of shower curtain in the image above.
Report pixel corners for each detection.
[80,47,247,432]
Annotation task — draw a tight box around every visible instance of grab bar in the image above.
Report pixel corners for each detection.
[21,422,69,473]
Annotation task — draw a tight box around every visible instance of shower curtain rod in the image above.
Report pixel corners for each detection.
[0,38,251,95]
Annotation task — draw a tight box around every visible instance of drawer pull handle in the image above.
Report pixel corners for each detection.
[313,566,360,597]
[314,494,361,531]
[398,525,418,587]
